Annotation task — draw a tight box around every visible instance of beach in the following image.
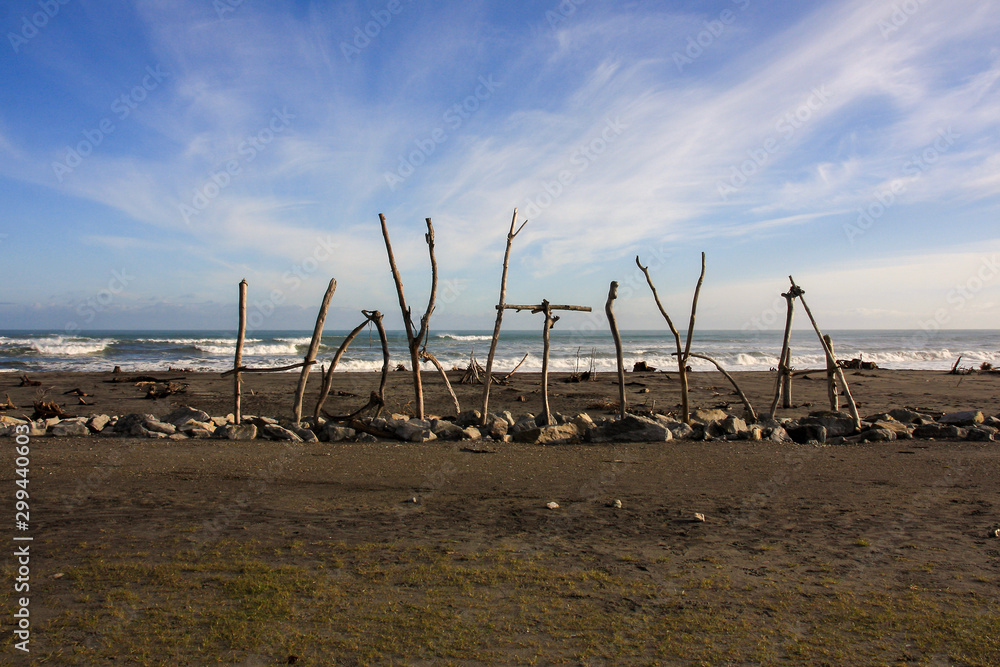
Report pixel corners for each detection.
[2,368,999,663]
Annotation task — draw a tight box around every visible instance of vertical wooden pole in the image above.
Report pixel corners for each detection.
[769,290,796,418]
[293,278,337,423]
[234,279,248,423]
[482,209,525,423]
[605,281,626,420]
[541,300,555,426]
[824,334,839,411]
[781,347,793,409]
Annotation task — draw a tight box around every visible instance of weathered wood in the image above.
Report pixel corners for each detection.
[293,278,337,423]
[420,350,460,416]
[502,304,592,313]
[683,352,757,422]
[769,288,798,418]
[221,360,315,378]
[541,301,556,426]
[605,281,626,420]
[781,347,793,409]
[481,209,525,424]
[500,352,530,382]
[313,318,369,420]
[790,276,861,429]
[824,334,839,411]
[234,279,247,422]
[363,310,391,415]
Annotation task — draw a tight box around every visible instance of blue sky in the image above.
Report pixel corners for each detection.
[1,0,999,332]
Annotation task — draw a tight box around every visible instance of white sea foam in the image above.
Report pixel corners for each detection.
[437,334,493,342]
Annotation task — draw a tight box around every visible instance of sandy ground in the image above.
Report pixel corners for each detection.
[2,368,999,664]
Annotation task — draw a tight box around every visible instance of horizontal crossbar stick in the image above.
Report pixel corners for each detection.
[221,360,315,378]
[500,304,592,313]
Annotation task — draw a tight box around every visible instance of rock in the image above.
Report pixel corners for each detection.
[939,410,984,426]
[888,408,932,423]
[694,513,706,522]
[162,406,212,428]
[355,432,377,443]
[114,413,157,435]
[859,428,896,442]
[988,528,1000,539]
[690,408,729,423]
[455,410,482,428]
[395,420,437,442]
[668,422,695,440]
[461,426,483,440]
[965,425,997,442]
[136,426,168,439]
[510,416,538,434]
[218,423,258,440]
[210,416,229,427]
[87,414,111,433]
[261,424,304,442]
[546,501,560,510]
[912,424,967,440]
[186,427,216,439]
[746,426,763,441]
[142,418,177,435]
[484,415,509,440]
[288,425,319,442]
[786,423,827,444]
[0,415,28,427]
[389,413,410,422]
[571,413,596,433]
[720,416,748,437]
[323,425,356,442]
[49,419,90,437]
[589,415,672,443]
[869,420,913,439]
[800,411,857,437]
[764,425,792,443]
[612,499,622,509]
[168,433,189,441]
[514,424,580,445]
[431,420,466,441]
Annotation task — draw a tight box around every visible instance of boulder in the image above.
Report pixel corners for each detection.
[720,416,748,437]
[142,418,177,436]
[786,423,827,444]
[87,414,111,433]
[514,424,580,445]
[765,425,792,443]
[49,419,90,437]
[912,424,967,440]
[938,410,984,426]
[868,420,912,439]
[859,428,896,443]
[114,414,157,435]
[430,420,466,441]
[395,420,437,442]
[588,415,672,443]
[483,415,509,440]
[261,424,304,442]
[324,425,356,442]
[461,426,483,441]
[162,406,212,427]
[800,411,857,437]
[510,416,538,434]
[288,425,319,442]
[455,410,483,428]
[888,408,933,423]
[218,423,258,440]
[965,425,997,442]
[690,408,729,424]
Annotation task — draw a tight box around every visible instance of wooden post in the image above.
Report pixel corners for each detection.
[824,334,839,411]
[790,276,861,430]
[234,279,247,423]
[292,278,337,423]
[378,214,438,419]
[781,347,793,409]
[482,209,527,423]
[769,286,799,418]
[502,301,592,426]
[605,281,626,420]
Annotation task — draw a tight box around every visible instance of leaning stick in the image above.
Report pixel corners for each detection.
[482,209,526,423]
[222,360,315,378]
[500,352,530,382]
[362,309,391,415]
[790,276,861,430]
[234,279,247,423]
[682,352,757,422]
[293,278,337,423]
[824,334,839,411]
[605,281,626,420]
[769,288,797,418]
[313,317,370,420]
[420,350,461,416]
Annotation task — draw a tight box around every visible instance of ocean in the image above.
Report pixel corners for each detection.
[1,329,997,375]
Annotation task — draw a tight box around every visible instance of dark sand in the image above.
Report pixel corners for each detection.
[2,369,999,664]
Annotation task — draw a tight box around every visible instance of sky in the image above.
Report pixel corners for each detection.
[1,0,999,333]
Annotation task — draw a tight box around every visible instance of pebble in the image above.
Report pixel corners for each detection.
[546,501,560,510]
[612,499,622,509]
[694,512,706,522]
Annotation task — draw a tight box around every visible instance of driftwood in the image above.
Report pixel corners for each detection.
[790,276,861,429]
[419,349,460,416]
[632,361,656,373]
[460,352,487,385]
[481,209,527,423]
[292,277,337,423]
[234,279,248,422]
[2,393,16,410]
[606,281,626,420]
[32,401,67,419]
[221,361,314,378]
[324,391,387,424]
[679,352,757,422]
[379,214,438,420]
[636,252,706,424]
[769,285,801,417]
[315,310,390,422]
[502,300,592,426]
[145,382,187,399]
[19,375,41,387]
[499,353,529,382]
